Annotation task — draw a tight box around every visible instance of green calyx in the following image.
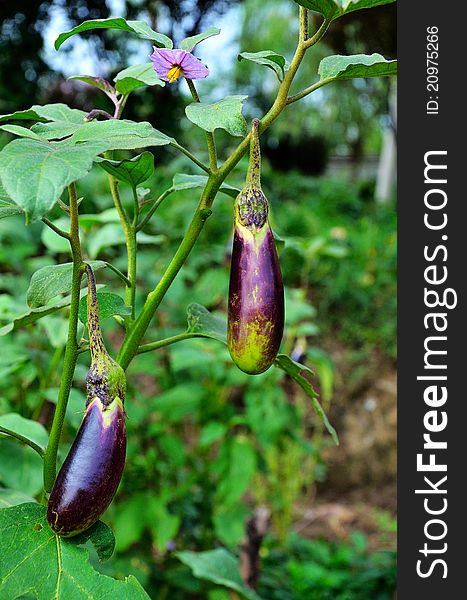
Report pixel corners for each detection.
[85,265,126,406]
[235,119,269,232]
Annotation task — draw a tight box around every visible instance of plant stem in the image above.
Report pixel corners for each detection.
[286,77,334,105]
[43,183,83,494]
[137,332,208,355]
[107,171,137,321]
[136,187,175,232]
[0,426,45,458]
[185,78,218,171]
[103,261,132,287]
[170,142,210,174]
[116,175,219,370]
[42,218,70,240]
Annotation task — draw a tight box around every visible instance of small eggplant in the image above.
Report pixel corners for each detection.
[47,265,126,537]
[227,119,284,375]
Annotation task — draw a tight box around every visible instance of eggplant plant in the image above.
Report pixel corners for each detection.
[0,1,396,597]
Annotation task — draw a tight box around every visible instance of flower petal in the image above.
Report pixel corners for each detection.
[179,52,209,80]
[150,48,177,81]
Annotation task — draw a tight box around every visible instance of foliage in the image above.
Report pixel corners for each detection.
[0,1,396,597]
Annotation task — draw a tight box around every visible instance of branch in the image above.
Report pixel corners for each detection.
[43,183,84,493]
[170,142,210,174]
[137,332,207,355]
[286,77,334,105]
[0,426,45,458]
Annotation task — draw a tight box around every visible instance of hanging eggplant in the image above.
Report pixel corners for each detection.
[227,119,284,375]
[47,265,126,537]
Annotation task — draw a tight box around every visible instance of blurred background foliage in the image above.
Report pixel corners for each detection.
[0,0,396,598]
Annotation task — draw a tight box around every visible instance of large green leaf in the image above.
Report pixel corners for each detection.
[78,292,131,324]
[293,0,395,19]
[0,103,87,125]
[0,138,102,222]
[238,51,287,81]
[172,173,240,198]
[27,260,106,308]
[0,297,71,336]
[180,27,220,51]
[54,18,172,50]
[186,303,227,344]
[99,152,155,187]
[274,354,338,444]
[318,53,397,81]
[185,96,248,137]
[0,503,149,598]
[69,119,174,150]
[0,413,48,456]
[176,549,262,600]
[114,63,165,94]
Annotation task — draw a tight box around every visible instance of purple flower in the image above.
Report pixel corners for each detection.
[150,48,209,83]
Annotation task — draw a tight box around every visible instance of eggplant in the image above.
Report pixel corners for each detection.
[47,265,127,537]
[227,119,284,374]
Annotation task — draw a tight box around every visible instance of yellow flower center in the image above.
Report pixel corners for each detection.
[167,65,183,83]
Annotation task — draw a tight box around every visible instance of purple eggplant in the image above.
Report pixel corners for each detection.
[227,119,284,374]
[47,265,127,537]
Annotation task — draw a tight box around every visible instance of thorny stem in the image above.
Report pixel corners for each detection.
[43,183,84,494]
[85,264,106,361]
[186,78,218,171]
[246,119,261,188]
[116,7,332,370]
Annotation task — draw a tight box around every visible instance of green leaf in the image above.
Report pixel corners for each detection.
[99,152,155,187]
[216,437,256,506]
[293,0,395,19]
[68,75,117,98]
[54,18,172,50]
[185,96,248,137]
[0,138,102,222]
[0,124,46,140]
[0,103,87,125]
[27,260,106,308]
[176,549,262,600]
[180,27,220,51]
[78,292,131,324]
[0,200,23,220]
[274,354,338,444]
[0,297,71,337]
[238,51,287,81]
[0,489,36,508]
[172,173,240,198]
[69,119,174,150]
[0,413,48,456]
[186,303,227,344]
[72,519,116,562]
[0,503,150,598]
[114,63,164,94]
[318,53,397,81]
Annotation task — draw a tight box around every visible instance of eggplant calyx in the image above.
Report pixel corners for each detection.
[84,264,126,407]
